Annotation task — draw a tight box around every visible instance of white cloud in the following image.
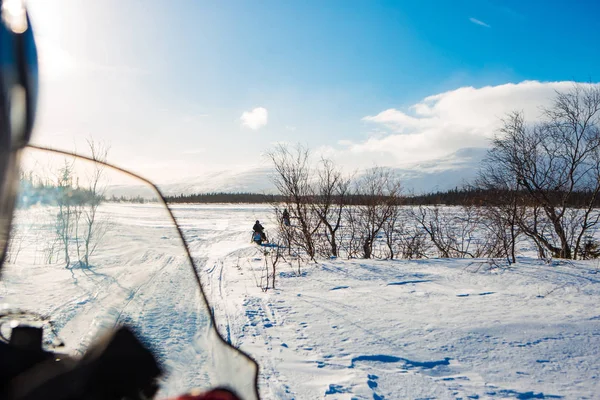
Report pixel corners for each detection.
[241,107,268,130]
[339,81,597,169]
[469,17,491,28]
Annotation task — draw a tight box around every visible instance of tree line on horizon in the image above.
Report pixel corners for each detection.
[164,187,600,208]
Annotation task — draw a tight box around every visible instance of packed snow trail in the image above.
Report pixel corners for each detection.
[172,204,600,400]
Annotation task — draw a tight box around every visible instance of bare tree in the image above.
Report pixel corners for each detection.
[47,140,111,267]
[382,200,403,260]
[312,158,351,258]
[55,159,75,266]
[481,84,600,259]
[340,204,362,259]
[264,243,285,290]
[475,173,523,264]
[412,205,484,259]
[79,139,110,267]
[397,215,430,259]
[351,167,402,259]
[267,144,320,260]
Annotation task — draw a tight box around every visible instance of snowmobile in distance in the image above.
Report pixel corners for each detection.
[251,221,268,245]
[251,231,264,245]
[251,231,269,245]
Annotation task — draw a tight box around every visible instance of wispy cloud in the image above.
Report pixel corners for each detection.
[469,17,491,28]
[241,107,268,130]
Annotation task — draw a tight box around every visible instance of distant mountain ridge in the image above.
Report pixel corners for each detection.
[160,167,277,195]
[390,147,487,194]
[106,147,488,198]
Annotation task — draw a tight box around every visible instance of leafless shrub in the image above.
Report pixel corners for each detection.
[79,139,111,267]
[382,201,403,260]
[412,205,484,258]
[43,140,112,267]
[264,243,285,291]
[55,159,76,266]
[267,144,321,260]
[350,167,402,259]
[481,84,600,259]
[312,158,351,258]
[397,215,430,259]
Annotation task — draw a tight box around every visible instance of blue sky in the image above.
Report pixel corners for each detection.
[26,0,600,182]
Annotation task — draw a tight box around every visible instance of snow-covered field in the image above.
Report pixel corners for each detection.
[3,203,600,399]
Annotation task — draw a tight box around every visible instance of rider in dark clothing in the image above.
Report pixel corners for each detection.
[282,209,290,226]
[253,220,266,241]
[253,220,264,234]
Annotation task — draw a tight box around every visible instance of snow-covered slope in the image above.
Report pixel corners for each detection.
[159,168,277,196]
[105,168,277,199]
[392,147,487,193]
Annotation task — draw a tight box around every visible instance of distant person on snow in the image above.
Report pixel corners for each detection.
[253,220,266,241]
[282,209,290,226]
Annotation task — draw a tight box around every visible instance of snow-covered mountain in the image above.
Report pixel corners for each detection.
[107,147,488,198]
[105,168,277,199]
[160,167,277,195]
[390,147,487,194]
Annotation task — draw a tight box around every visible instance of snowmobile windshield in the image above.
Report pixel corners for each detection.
[0,146,259,399]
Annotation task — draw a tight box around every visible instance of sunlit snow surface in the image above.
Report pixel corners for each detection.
[3,203,600,399]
